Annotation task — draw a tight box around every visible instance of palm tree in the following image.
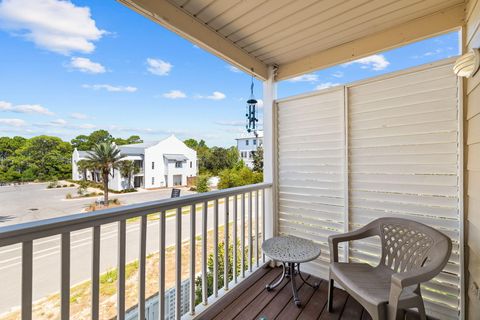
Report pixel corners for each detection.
[77,159,95,181]
[86,142,125,205]
[118,160,140,189]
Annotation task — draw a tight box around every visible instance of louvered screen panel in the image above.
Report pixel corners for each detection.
[277,88,346,279]
[348,63,461,320]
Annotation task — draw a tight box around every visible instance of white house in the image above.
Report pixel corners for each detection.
[236,130,263,169]
[72,135,197,191]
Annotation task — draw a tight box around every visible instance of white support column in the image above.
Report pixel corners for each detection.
[263,65,277,242]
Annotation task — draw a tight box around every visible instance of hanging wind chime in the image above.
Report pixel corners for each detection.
[245,71,258,134]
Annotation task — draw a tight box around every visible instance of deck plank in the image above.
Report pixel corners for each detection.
[318,287,349,320]
[196,266,384,320]
[361,309,373,320]
[233,270,290,320]
[256,274,308,320]
[275,275,318,320]
[296,280,328,320]
[212,267,283,320]
[196,265,272,320]
[340,296,364,320]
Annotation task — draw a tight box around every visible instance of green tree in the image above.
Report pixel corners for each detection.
[114,135,144,146]
[88,130,113,146]
[196,175,209,193]
[16,136,72,181]
[71,134,90,150]
[0,136,26,160]
[184,138,199,150]
[218,167,263,189]
[118,160,140,189]
[252,147,264,172]
[204,147,240,175]
[86,142,125,205]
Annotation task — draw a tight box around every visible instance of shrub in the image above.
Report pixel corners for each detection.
[56,185,61,188]
[196,175,209,193]
[62,184,68,188]
[77,180,89,196]
[47,180,58,188]
[112,198,120,205]
[65,193,72,199]
[69,184,75,187]
[195,241,248,305]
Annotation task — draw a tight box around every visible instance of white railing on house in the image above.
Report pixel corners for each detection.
[0,182,271,320]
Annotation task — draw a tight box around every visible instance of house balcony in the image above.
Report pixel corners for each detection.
[1,0,474,319]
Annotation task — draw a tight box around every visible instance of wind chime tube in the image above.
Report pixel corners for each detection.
[246,72,258,133]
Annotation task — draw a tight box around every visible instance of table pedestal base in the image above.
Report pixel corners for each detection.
[266,262,319,307]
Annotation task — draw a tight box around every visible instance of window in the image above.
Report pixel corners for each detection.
[152,162,155,169]
[246,140,249,146]
[253,139,257,145]
[175,161,182,168]
[190,161,192,168]
[152,177,155,185]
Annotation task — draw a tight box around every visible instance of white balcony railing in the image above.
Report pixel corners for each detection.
[0,182,271,320]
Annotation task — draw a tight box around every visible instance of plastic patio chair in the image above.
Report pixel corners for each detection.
[327,217,452,320]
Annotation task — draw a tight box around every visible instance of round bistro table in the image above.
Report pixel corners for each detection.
[262,235,322,307]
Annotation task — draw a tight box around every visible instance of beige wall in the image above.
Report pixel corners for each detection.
[465,1,480,319]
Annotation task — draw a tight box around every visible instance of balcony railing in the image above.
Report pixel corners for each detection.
[0,182,272,320]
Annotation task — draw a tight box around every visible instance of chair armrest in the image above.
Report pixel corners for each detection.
[328,225,375,262]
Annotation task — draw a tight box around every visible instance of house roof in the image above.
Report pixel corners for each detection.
[119,141,159,149]
[119,0,464,81]
[236,131,264,140]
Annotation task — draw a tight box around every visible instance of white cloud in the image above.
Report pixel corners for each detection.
[0,0,105,55]
[146,58,172,76]
[163,90,186,99]
[343,54,390,71]
[82,84,137,92]
[68,57,105,74]
[288,73,318,82]
[332,71,344,78]
[0,118,26,127]
[206,91,226,100]
[0,100,54,115]
[70,112,88,120]
[228,65,241,73]
[316,82,339,90]
[257,99,264,108]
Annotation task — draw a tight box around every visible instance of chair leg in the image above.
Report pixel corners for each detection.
[327,278,334,312]
[417,300,427,320]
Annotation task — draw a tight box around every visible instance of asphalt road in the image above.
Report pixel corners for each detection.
[0,183,233,315]
[0,183,194,226]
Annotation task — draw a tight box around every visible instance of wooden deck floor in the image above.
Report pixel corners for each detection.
[196,265,371,320]
[196,265,428,320]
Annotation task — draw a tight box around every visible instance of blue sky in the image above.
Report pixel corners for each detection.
[0,0,460,147]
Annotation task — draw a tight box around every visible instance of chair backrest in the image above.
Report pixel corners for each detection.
[366,218,451,273]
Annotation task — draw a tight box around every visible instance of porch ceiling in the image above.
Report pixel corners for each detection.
[119,0,465,81]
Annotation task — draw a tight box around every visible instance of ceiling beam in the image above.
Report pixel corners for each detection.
[276,4,465,81]
[117,0,268,80]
